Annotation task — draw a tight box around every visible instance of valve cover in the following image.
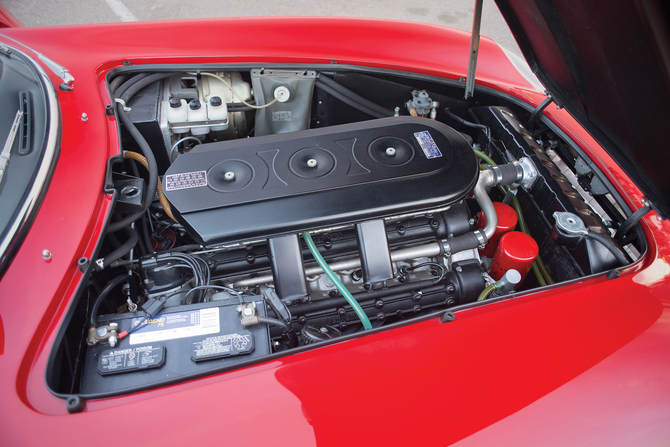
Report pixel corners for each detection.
[163,117,478,245]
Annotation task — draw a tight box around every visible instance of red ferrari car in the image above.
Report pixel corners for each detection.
[1,1,669,445]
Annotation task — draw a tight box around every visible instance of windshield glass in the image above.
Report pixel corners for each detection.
[0,46,57,277]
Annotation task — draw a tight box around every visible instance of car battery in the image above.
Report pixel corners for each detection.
[80,298,270,395]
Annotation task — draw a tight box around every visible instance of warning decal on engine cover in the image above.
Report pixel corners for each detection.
[190,331,255,362]
[414,131,442,159]
[164,170,207,191]
[272,111,292,121]
[129,307,220,345]
[97,345,165,376]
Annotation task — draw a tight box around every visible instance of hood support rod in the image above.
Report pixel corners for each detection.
[464,0,483,99]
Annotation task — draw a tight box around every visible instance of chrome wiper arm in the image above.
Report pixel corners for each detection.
[0,110,23,184]
[0,33,74,91]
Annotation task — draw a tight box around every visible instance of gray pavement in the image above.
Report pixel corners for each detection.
[1,0,521,56]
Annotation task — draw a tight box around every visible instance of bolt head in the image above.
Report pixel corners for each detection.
[81,113,88,121]
[307,158,318,168]
[242,307,253,317]
[385,147,396,156]
[224,171,235,181]
[455,266,463,273]
[42,249,52,261]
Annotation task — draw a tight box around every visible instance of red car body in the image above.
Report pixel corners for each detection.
[0,14,669,447]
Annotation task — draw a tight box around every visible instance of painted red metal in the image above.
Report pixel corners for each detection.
[0,17,667,447]
[478,201,518,258]
[0,4,22,28]
[489,231,539,283]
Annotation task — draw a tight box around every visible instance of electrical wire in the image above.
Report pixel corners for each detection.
[403,262,446,284]
[182,285,245,305]
[188,72,281,109]
[169,136,202,163]
[302,232,373,330]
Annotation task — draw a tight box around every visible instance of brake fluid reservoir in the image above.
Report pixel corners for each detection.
[208,96,228,131]
[167,98,188,134]
[188,100,209,136]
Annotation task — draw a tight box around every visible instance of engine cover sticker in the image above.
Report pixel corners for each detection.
[272,111,292,121]
[414,131,442,159]
[129,307,220,345]
[164,170,207,191]
[97,345,165,376]
[190,331,255,362]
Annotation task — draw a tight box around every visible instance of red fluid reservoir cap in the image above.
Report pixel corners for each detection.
[477,202,518,258]
[489,231,539,285]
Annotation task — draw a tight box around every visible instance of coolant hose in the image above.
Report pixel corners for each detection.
[106,211,144,234]
[117,109,157,211]
[315,81,385,119]
[302,232,373,330]
[98,226,138,271]
[585,230,629,266]
[317,75,394,117]
[90,274,131,326]
[124,151,176,222]
[257,316,290,331]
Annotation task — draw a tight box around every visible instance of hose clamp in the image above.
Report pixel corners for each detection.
[517,157,538,190]
[115,98,131,112]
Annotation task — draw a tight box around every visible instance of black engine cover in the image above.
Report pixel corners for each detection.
[163,117,478,245]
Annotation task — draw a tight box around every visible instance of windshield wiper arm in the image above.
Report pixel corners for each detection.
[0,110,23,184]
[0,33,74,91]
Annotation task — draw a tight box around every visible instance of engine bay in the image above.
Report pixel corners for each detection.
[46,66,645,401]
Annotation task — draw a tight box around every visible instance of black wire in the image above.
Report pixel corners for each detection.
[405,262,446,284]
[182,285,245,305]
[90,274,131,326]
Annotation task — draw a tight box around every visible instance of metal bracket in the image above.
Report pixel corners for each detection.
[115,98,131,112]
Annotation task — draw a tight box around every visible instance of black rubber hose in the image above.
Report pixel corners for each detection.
[100,227,138,270]
[117,109,157,210]
[120,72,176,104]
[109,74,130,94]
[90,274,131,326]
[257,316,289,331]
[106,211,144,234]
[444,108,488,131]
[315,81,385,118]
[615,204,652,241]
[585,230,629,266]
[318,75,394,117]
[141,213,153,254]
[113,72,151,98]
[116,73,176,211]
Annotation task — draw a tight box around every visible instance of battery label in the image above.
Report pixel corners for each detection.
[414,131,442,159]
[164,170,207,191]
[97,345,165,376]
[129,307,220,345]
[191,331,255,362]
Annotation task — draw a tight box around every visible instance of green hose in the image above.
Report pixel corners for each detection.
[302,232,373,330]
[474,150,555,286]
[477,283,498,301]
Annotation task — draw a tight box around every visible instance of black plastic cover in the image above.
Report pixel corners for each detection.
[163,117,478,245]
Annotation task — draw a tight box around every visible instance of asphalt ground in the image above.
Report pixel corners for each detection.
[1,0,521,56]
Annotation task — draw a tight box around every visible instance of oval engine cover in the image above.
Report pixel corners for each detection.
[163,117,478,245]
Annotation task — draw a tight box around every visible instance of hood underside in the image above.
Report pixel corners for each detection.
[495,0,670,217]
